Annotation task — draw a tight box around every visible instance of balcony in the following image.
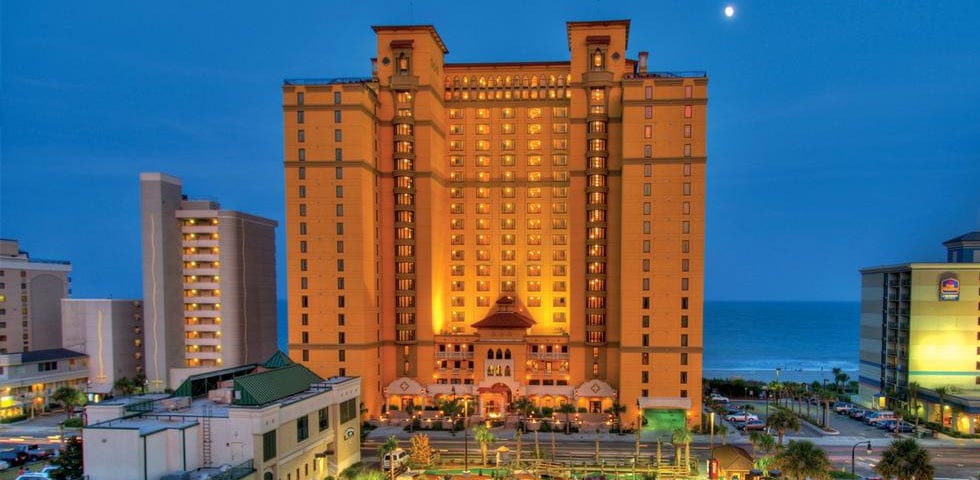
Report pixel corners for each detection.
[436,351,473,360]
[527,352,569,361]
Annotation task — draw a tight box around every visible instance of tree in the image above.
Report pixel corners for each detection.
[557,403,576,434]
[671,427,692,470]
[52,387,87,418]
[907,381,921,430]
[49,436,83,480]
[874,438,934,480]
[437,397,463,432]
[766,409,800,446]
[604,402,626,432]
[473,423,496,466]
[774,440,831,480]
[749,431,775,458]
[512,396,536,418]
[378,435,399,480]
[933,386,954,429]
[715,422,729,445]
[408,433,435,468]
[113,377,137,396]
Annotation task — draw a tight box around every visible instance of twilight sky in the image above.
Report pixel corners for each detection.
[2,1,978,302]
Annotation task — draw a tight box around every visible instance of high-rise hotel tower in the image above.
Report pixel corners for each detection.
[283,20,706,427]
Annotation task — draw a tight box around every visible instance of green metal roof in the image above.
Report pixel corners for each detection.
[233,363,323,406]
[262,350,295,369]
[173,364,258,398]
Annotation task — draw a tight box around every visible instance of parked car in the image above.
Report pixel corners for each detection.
[875,419,897,430]
[0,450,29,467]
[833,402,853,414]
[865,411,897,425]
[0,460,9,470]
[849,409,869,420]
[709,393,730,404]
[15,473,50,480]
[743,420,768,431]
[891,420,916,433]
[725,413,759,423]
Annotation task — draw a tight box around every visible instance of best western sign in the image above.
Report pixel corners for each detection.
[939,277,959,301]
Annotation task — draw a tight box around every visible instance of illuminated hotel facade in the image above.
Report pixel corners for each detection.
[283,20,706,427]
[859,232,980,434]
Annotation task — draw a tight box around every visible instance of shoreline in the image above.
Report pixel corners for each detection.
[703,368,859,385]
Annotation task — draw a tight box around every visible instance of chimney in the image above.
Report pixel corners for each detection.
[638,51,649,74]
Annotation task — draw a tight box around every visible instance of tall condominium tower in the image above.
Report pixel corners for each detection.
[0,239,71,353]
[140,173,278,390]
[283,20,706,427]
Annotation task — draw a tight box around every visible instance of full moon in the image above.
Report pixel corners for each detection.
[724,5,735,17]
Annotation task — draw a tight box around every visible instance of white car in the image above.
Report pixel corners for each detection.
[724,412,759,423]
[709,394,730,403]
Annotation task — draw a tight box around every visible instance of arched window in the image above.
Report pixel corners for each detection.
[504,365,511,377]
[487,365,494,376]
[397,53,410,74]
[592,49,604,70]
[496,348,503,359]
[504,349,512,359]
[487,349,494,359]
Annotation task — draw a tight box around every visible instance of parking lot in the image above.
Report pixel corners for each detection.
[719,399,913,441]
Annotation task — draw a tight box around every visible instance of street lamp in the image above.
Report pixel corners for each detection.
[851,440,872,479]
[463,395,470,473]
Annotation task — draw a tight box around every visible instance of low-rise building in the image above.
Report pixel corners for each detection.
[0,348,87,419]
[83,352,361,480]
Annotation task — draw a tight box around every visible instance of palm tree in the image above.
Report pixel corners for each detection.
[557,403,576,434]
[438,397,463,432]
[907,381,921,430]
[473,423,496,466]
[715,422,729,445]
[749,431,775,458]
[378,435,399,480]
[671,427,692,470]
[52,386,86,418]
[514,427,523,469]
[874,438,934,480]
[774,440,831,480]
[933,386,953,430]
[766,409,800,446]
[604,402,626,433]
[512,396,536,418]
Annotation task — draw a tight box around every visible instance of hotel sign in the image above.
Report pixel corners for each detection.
[939,277,959,301]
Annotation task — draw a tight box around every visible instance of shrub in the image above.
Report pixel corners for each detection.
[1,414,28,424]
[63,417,84,428]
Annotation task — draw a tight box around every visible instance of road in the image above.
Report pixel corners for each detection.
[364,435,980,479]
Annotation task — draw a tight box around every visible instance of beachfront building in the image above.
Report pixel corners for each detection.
[0,239,72,353]
[140,173,279,392]
[83,352,361,480]
[282,20,707,428]
[61,298,145,401]
[858,231,980,434]
[0,347,87,419]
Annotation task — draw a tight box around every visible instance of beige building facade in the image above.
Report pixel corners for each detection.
[0,239,72,353]
[140,173,279,391]
[859,232,980,434]
[61,298,144,399]
[283,20,706,428]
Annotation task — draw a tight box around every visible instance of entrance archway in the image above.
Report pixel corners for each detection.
[478,383,512,418]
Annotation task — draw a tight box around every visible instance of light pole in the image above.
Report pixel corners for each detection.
[635,401,642,461]
[851,440,872,479]
[709,411,715,448]
[463,397,470,474]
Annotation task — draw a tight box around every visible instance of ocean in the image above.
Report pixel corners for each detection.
[276,300,861,385]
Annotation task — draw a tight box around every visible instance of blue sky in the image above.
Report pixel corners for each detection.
[2,1,978,301]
